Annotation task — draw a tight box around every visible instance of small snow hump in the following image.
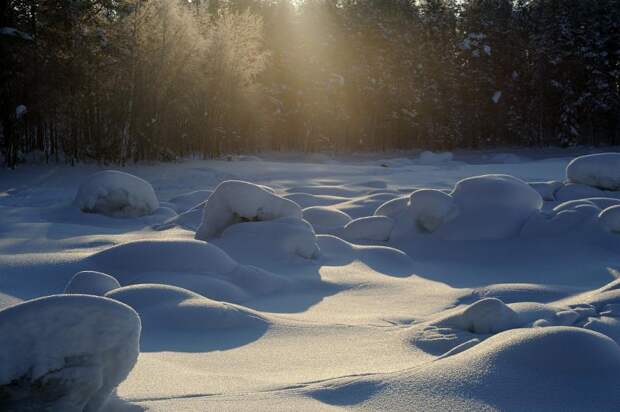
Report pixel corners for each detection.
[74,170,159,218]
[566,153,620,191]
[0,294,140,412]
[64,270,121,296]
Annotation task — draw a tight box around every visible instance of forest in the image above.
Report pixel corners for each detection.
[1,0,619,167]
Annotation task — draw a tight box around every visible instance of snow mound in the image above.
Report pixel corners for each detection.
[316,327,620,411]
[342,216,394,242]
[0,295,140,412]
[195,180,302,240]
[567,153,620,191]
[64,271,120,296]
[215,217,320,260]
[74,170,159,218]
[303,206,351,234]
[106,284,267,334]
[408,189,458,233]
[599,205,620,233]
[88,239,237,276]
[529,180,563,201]
[555,183,606,202]
[443,174,542,240]
[374,196,408,218]
[438,298,522,334]
[416,151,453,165]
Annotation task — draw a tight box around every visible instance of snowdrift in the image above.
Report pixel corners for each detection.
[303,206,352,234]
[312,327,620,411]
[74,170,159,218]
[0,295,140,412]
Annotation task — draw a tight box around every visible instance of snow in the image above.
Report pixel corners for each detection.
[15,104,27,119]
[2,149,620,411]
[64,271,121,296]
[416,150,454,165]
[74,170,160,218]
[195,180,302,240]
[303,206,352,234]
[599,205,620,233]
[492,90,502,103]
[0,295,140,412]
[566,152,620,190]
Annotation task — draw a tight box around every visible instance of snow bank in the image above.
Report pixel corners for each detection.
[303,206,351,234]
[599,205,620,233]
[342,216,394,242]
[0,295,140,412]
[567,153,620,191]
[195,180,302,240]
[106,284,267,334]
[64,271,120,296]
[74,170,159,218]
[438,298,522,334]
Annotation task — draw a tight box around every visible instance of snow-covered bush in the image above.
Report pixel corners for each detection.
[599,205,620,233]
[64,271,121,296]
[303,206,351,234]
[343,216,394,242]
[0,295,140,412]
[566,153,620,191]
[438,298,522,334]
[74,170,159,218]
[195,180,302,240]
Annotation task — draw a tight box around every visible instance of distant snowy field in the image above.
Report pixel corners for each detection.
[1,148,620,411]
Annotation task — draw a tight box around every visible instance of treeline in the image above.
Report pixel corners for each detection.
[1,0,619,167]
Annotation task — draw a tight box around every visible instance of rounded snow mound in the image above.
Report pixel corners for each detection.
[303,206,351,234]
[599,205,620,234]
[438,298,522,334]
[443,174,542,240]
[343,216,394,242]
[567,153,620,191]
[64,270,121,296]
[0,295,140,412]
[409,189,458,233]
[74,170,159,218]
[88,239,238,277]
[106,284,267,333]
[195,180,302,240]
[316,327,620,411]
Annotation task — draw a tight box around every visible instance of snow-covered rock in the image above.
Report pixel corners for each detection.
[64,271,121,296]
[303,206,352,234]
[408,189,458,233]
[0,295,140,412]
[195,180,302,240]
[554,183,606,202]
[74,170,159,218]
[566,153,620,191]
[529,180,563,201]
[438,298,522,334]
[599,205,620,233]
[441,174,542,240]
[374,196,408,218]
[342,216,394,242]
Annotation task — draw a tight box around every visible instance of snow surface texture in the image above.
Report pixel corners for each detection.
[2,149,620,411]
[74,170,159,218]
[567,152,620,191]
[0,295,140,412]
[64,271,121,296]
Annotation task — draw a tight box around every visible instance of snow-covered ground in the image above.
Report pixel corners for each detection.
[1,149,619,411]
